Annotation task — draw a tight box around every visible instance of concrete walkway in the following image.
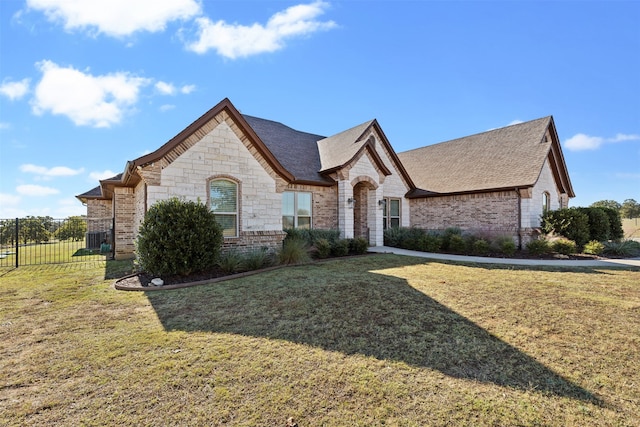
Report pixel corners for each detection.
[368,246,640,268]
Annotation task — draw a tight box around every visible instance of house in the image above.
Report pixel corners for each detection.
[77,98,574,260]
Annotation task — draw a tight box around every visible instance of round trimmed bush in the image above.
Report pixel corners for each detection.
[136,197,223,276]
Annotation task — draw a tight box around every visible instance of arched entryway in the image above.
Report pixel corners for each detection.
[351,176,380,245]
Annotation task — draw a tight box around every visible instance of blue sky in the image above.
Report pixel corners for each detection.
[1,0,638,218]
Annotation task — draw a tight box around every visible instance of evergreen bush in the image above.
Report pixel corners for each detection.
[541,208,590,248]
[551,237,577,255]
[350,237,369,255]
[331,239,350,257]
[136,197,223,276]
[602,207,624,240]
[526,238,551,255]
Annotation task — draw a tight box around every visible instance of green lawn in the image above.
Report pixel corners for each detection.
[1,255,639,426]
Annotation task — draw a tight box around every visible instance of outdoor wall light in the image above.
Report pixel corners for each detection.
[347,198,356,205]
[378,199,385,206]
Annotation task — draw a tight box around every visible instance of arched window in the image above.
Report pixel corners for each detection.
[209,178,238,237]
[543,191,551,213]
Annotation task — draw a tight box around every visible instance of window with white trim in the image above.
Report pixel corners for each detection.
[282,191,312,229]
[382,198,401,230]
[209,179,238,237]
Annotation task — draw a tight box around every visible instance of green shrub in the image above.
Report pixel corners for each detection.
[350,237,369,255]
[579,207,610,242]
[440,227,462,251]
[396,227,424,251]
[541,208,590,248]
[603,240,640,257]
[331,239,350,257]
[136,197,223,276]
[419,232,442,253]
[526,238,551,255]
[551,238,577,255]
[217,250,245,274]
[602,207,624,240]
[493,236,516,256]
[242,248,275,270]
[314,238,332,259]
[583,240,605,255]
[279,238,311,265]
[383,226,406,248]
[447,234,466,254]
[472,238,490,255]
[308,229,341,245]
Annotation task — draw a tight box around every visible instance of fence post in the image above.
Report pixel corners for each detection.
[15,218,19,268]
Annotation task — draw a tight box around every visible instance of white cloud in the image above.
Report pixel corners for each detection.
[20,163,85,177]
[186,1,337,58]
[160,104,176,112]
[26,0,201,37]
[16,184,60,196]
[0,122,10,130]
[180,84,196,94]
[31,60,151,127]
[89,170,118,181]
[565,132,640,151]
[507,119,524,126]
[155,81,176,95]
[0,193,21,207]
[0,78,30,100]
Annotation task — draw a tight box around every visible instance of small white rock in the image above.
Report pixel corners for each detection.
[151,278,164,286]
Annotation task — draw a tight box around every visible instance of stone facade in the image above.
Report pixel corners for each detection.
[82,100,573,259]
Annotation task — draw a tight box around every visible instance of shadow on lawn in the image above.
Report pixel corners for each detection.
[145,258,600,403]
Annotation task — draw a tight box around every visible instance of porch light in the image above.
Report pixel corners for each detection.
[348,198,356,206]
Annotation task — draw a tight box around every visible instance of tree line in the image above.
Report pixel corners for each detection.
[0,216,87,246]
[590,199,640,219]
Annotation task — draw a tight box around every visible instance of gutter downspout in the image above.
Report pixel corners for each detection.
[516,188,522,250]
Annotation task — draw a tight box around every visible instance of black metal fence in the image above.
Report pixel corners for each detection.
[0,217,113,268]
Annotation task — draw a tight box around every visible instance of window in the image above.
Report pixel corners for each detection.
[543,191,551,213]
[282,191,312,229]
[210,179,238,237]
[382,198,401,230]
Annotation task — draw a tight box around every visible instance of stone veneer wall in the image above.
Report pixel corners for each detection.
[141,119,286,255]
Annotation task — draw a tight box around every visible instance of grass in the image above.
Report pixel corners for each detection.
[0,240,104,267]
[1,256,639,426]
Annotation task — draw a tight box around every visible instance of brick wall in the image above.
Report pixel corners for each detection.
[410,191,520,238]
[86,199,112,233]
[113,187,136,260]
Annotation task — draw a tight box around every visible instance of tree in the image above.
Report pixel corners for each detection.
[18,216,51,244]
[620,199,640,219]
[590,200,622,211]
[55,216,87,241]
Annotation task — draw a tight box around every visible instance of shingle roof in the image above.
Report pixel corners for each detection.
[76,174,122,201]
[317,120,374,172]
[398,117,555,194]
[242,115,333,184]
